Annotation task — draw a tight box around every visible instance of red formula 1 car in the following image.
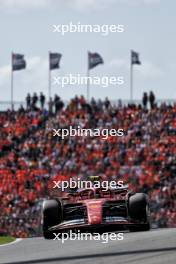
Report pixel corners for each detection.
[42,184,150,239]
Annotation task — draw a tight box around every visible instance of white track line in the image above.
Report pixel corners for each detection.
[0,238,23,247]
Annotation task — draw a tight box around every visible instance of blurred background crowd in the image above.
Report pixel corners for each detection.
[0,94,175,237]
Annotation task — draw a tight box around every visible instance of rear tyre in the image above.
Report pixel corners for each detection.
[129,193,150,232]
[42,199,62,239]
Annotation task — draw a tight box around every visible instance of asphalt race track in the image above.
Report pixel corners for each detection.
[0,229,175,264]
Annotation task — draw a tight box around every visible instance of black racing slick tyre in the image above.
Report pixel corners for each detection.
[129,193,150,232]
[42,199,62,239]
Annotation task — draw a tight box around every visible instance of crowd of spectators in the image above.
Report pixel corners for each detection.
[0,95,175,237]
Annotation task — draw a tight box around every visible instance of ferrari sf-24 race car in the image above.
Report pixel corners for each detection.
[42,182,150,239]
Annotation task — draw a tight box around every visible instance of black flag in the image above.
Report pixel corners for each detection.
[12,53,26,71]
[131,50,141,65]
[88,52,104,70]
[49,53,62,70]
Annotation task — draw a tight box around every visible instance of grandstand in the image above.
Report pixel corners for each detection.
[0,99,175,111]
[0,96,175,237]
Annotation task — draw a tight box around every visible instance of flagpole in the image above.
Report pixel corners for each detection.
[11,52,14,110]
[87,67,90,102]
[87,51,91,102]
[130,50,133,102]
[48,51,51,102]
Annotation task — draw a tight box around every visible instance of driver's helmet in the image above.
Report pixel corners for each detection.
[88,175,101,183]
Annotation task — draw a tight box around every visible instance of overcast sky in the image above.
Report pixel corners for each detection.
[0,0,175,102]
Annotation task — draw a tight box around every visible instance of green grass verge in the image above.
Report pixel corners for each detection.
[0,236,15,245]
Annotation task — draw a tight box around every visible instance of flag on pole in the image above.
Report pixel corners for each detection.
[12,53,26,71]
[49,53,62,70]
[88,52,104,70]
[131,50,141,65]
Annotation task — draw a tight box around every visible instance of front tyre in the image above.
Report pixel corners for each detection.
[129,193,150,232]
